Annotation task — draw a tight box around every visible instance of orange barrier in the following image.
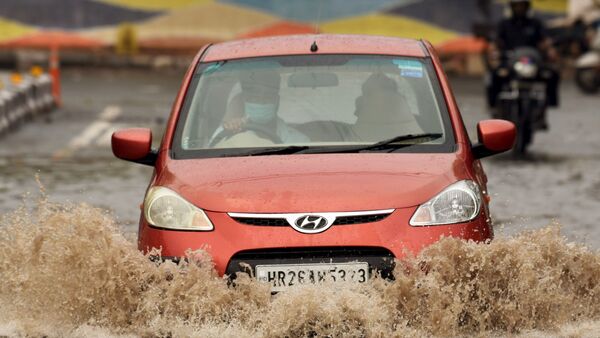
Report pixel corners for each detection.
[240,21,318,38]
[435,36,488,56]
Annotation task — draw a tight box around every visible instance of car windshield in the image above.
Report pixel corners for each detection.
[174,54,454,158]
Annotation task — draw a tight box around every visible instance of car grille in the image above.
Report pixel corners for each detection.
[226,246,396,280]
[231,212,391,227]
[232,217,289,227]
[333,213,389,225]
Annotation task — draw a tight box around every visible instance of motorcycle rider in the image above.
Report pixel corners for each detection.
[487,0,559,129]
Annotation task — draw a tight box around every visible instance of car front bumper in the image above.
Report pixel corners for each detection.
[138,207,493,276]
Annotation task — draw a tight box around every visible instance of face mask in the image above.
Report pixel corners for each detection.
[244,102,277,124]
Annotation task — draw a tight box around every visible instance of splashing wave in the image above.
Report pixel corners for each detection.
[1,201,599,337]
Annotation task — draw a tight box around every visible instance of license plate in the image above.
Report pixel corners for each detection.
[255,262,369,292]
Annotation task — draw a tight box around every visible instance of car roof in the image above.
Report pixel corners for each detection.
[201,34,428,62]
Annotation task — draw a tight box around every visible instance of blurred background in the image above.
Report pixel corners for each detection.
[0,0,599,246]
[0,0,587,70]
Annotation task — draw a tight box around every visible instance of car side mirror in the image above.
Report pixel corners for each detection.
[111,128,157,166]
[472,119,516,159]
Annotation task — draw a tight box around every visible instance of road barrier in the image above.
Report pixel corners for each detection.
[0,69,55,137]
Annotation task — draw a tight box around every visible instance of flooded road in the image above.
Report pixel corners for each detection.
[455,77,600,247]
[0,68,599,337]
[0,68,179,237]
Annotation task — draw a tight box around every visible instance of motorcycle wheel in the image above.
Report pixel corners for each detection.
[513,120,532,156]
[575,68,600,94]
[512,98,533,157]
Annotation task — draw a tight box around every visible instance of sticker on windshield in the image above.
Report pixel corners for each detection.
[393,59,424,78]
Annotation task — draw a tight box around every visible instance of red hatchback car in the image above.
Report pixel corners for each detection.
[112,35,515,291]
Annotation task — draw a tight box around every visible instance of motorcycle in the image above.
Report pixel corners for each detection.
[496,48,548,156]
[575,30,600,94]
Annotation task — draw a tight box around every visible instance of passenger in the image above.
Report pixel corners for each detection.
[351,73,422,142]
[210,69,309,147]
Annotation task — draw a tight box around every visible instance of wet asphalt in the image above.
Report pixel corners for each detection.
[0,68,598,247]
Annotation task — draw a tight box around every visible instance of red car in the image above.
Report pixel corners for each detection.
[112,35,515,291]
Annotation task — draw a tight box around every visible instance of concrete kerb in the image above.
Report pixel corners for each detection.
[0,71,56,137]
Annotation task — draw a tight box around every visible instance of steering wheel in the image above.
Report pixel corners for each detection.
[209,122,282,148]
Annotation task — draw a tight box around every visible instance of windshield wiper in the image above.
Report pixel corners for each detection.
[355,133,443,151]
[226,145,311,157]
[304,133,444,154]
[220,134,442,157]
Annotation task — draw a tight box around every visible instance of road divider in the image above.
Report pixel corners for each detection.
[0,68,56,137]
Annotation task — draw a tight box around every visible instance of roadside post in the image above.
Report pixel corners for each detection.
[49,46,61,107]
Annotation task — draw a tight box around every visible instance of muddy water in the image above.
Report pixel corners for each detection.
[1,201,599,338]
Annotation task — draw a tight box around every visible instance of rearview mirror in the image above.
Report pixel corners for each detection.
[472,119,516,159]
[288,72,339,88]
[111,128,157,166]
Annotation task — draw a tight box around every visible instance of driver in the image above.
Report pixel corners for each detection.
[210,69,309,147]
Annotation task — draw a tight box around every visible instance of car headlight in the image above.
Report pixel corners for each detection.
[144,186,214,231]
[410,180,482,226]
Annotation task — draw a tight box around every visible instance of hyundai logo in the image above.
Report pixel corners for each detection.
[292,215,332,234]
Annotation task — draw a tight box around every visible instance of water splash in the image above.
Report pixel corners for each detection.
[0,201,599,337]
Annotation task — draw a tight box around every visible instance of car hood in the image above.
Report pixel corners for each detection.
[158,153,470,213]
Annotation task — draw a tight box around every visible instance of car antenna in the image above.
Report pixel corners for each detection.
[311,1,323,53]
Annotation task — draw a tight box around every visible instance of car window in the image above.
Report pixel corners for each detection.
[175,55,454,157]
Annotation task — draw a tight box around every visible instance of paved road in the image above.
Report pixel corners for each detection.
[0,68,598,247]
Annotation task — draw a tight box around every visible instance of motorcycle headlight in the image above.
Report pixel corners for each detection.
[144,187,214,231]
[514,61,538,78]
[410,180,482,226]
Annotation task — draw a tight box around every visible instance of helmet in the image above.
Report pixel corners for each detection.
[508,0,531,17]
